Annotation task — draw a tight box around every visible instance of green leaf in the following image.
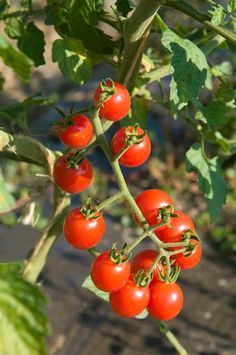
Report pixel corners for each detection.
[200,101,232,130]
[228,0,236,13]
[211,61,233,77]
[0,262,23,275]
[186,143,227,222]
[120,96,148,129]
[0,273,48,355]
[52,38,92,85]
[0,37,33,83]
[68,0,114,54]
[18,22,45,67]
[0,0,10,18]
[116,0,134,16]
[82,275,109,302]
[161,29,211,113]
[5,18,24,39]
[208,4,225,25]
[0,172,15,213]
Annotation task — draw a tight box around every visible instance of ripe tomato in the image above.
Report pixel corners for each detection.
[111,126,151,167]
[56,114,94,149]
[94,81,131,121]
[131,249,164,283]
[147,281,183,321]
[109,275,150,318]
[134,189,174,231]
[157,211,195,243]
[64,208,105,249]
[90,251,130,292]
[171,240,202,270]
[53,155,93,193]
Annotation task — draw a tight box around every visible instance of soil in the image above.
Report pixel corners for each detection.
[1,219,236,355]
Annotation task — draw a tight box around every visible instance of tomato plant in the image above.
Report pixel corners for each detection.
[109,275,150,318]
[111,126,151,167]
[53,155,93,193]
[94,81,131,121]
[90,251,131,292]
[147,281,184,321]
[64,208,105,249]
[56,114,94,149]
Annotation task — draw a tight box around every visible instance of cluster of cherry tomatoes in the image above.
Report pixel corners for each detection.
[52,80,202,321]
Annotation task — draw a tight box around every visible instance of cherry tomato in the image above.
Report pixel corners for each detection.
[64,208,105,249]
[157,211,195,243]
[111,126,151,167]
[131,249,164,283]
[109,275,150,318]
[134,189,174,231]
[53,155,93,193]
[147,281,183,321]
[94,81,131,121]
[56,114,94,149]
[90,251,130,292]
[171,240,202,270]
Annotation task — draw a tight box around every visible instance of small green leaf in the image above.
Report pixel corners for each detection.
[0,274,48,355]
[82,275,109,302]
[0,37,33,83]
[186,143,227,222]
[52,38,92,85]
[0,172,15,213]
[211,61,233,77]
[228,0,236,13]
[121,96,148,129]
[161,29,211,113]
[0,262,23,275]
[18,22,45,67]
[201,101,232,130]
[208,4,225,25]
[116,0,134,16]
[4,18,24,39]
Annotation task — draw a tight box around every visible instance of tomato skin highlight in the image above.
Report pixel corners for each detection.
[157,211,195,243]
[64,208,105,249]
[131,249,164,283]
[111,126,151,167]
[94,82,131,121]
[147,281,183,321]
[134,189,174,231]
[90,251,130,292]
[53,156,93,194]
[109,275,150,318]
[56,114,94,149]
[171,240,202,270]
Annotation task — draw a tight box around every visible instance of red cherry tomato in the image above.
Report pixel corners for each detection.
[171,240,202,270]
[90,251,130,292]
[157,211,195,243]
[109,275,150,318]
[64,208,105,249]
[147,281,183,321]
[53,155,93,193]
[111,126,151,167]
[134,189,174,231]
[94,81,131,121]
[131,249,164,283]
[56,114,94,149]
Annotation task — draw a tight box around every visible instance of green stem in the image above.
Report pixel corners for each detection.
[1,8,44,20]
[88,247,100,257]
[154,320,189,355]
[96,191,124,212]
[112,143,132,163]
[22,187,70,283]
[165,0,236,45]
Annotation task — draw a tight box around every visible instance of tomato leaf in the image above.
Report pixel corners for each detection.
[0,36,33,83]
[0,271,49,355]
[18,22,45,67]
[0,171,15,213]
[228,0,236,13]
[4,18,24,39]
[0,262,23,275]
[52,38,92,85]
[82,275,109,302]
[208,4,225,25]
[68,0,114,54]
[161,29,211,113]
[120,96,148,129]
[200,101,232,130]
[185,144,227,222]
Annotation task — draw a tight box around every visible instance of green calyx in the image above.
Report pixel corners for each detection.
[80,196,102,220]
[66,153,84,170]
[109,242,132,265]
[157,205,177,229]
[124,124,147,146]
[96,78,116,108]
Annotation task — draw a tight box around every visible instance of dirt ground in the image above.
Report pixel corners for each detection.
[1,218,236,355]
